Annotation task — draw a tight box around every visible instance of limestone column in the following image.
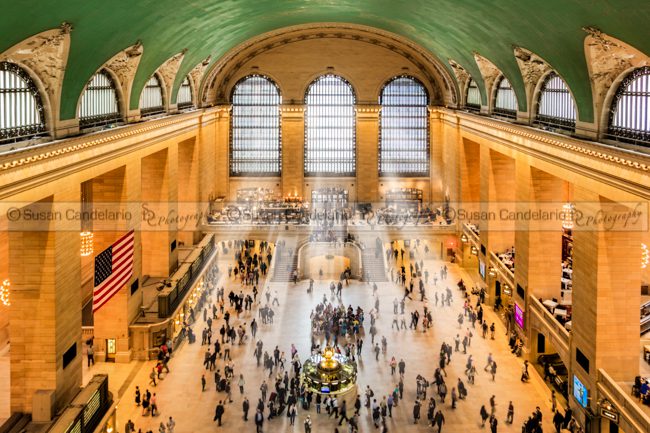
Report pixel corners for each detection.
[514,162,564,304]
[572,186,641,385]
[355,105,380,203]
[198,110,218,203]
[8,187,81,416]
[429,108,445,203]
[281,105,305,198]
[177,138,200,246]
[92,163,141,363]
[213,106,231,199]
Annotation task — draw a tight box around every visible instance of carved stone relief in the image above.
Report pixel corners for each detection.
[156,50,187,102]
[0,23,72,117]
[473,53,502,99]
[188,56,211,105]
[104,41,143,111]
[583,26,650,118]
[448,59,470,102]
[513,46,551,89]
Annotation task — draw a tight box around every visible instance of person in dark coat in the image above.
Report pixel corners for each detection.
[413,399,421,424]
[213,401,225,426]
[433,410,445,433]
[242,397,250,421]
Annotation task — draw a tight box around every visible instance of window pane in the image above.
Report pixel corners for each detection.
[608,66,650,146]
[230,75,281,176]
[139,75,164,115]
[466,78,481,109]
[535,72,576,132]
[379,76,429,176]
[0,62,46,144]
[304,75,356,176]
[78,70,120,128]
[494,77,517,119]
[177,76,193,108]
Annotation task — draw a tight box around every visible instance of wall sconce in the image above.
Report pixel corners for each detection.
[0,279,10,306]
[471,245,478,255]
[460,234,468,243]
[488,267,497,277]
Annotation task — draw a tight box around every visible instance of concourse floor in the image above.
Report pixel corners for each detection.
[81,250,558,433]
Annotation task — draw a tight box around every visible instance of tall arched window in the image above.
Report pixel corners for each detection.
[78,70,120,128]
[177,76,193,109]
[0,61,46,144]
[305,74,356,176]
[230,75,282,176]
[379,76,429,176]
[535,72,576,132]
[139,74,164,116]
[466,78,481,111]
[608,66,650,146]
[493,76,517,119]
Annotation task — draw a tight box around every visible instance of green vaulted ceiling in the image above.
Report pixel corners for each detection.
[2,0,649,122]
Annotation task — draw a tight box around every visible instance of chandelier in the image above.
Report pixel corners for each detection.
[643,243,649,269]
[0,279,10,306]
[80,231,94,256]
[561,202,575,230]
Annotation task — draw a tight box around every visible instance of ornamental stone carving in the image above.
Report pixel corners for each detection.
[0,23,72,114]
[188,56,212,105]
[448,59,470,102]
[473,53,502,98]
[105,41,144,110]
[156,50,187,100]
[583,26,649,119]
[513,46,551,88]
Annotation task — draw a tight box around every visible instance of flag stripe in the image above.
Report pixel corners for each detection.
[93,230,135,313]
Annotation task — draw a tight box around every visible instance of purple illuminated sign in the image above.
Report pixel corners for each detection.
[514,303,524,329]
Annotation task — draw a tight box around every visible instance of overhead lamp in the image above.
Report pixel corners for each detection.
[561,202,575,230]
[80,231,94,256]
[0,279,10,306]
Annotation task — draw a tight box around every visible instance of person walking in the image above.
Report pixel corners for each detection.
[304,415,312,433]
[166,416,175,433]
[254,409,264,433]
[489,414,498,433]
[201,374,206,391]
[87,345,94,367]
[413,399,421,424]
[214,401,225,426]
[433,410,445,433]
[243,397,250,421]
[238,374,245,394]
[480,405,489,427]
[506,401,514,424]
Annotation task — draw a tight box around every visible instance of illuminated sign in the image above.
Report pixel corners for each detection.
[514,303,524,329]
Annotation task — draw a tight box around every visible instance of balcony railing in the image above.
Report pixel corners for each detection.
[528,295,571,359]
[597,368,650,433]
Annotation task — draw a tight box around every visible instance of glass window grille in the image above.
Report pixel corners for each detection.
[0,61,46,145]
[535,72,576,132]
[493,76,517,119]
[379,76,429,176]
[78,70,120,128]
[607,66,650,147]
[230,75,281,176]
[304,74,356,176]
[466,78,481,111]
[139,74,164,116]
[177,76,193,109]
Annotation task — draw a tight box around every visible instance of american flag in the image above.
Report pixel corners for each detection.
[93,230,134,313]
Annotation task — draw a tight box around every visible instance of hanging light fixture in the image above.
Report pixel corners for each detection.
[562,182,575,230]
[642,243,649,269]
[80,231,94,256]
[80,181,94,256]
[0,279,10,306]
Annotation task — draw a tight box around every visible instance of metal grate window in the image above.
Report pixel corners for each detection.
[0,62,46,144]
[78,70,120,128]
[139,75,164,116]
[379,76,429,176]
[535,72,576,132]
[466,78,481,110]
[177,76,193,109]
[230,75,282,176]
[304,74,356,176]
[607,66,650,147]
[493,76,517,119]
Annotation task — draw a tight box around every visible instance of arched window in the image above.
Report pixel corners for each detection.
[379,76,429,176]
[608,66,650,146]
[535,72,576,132]
[466,78,481,110]
[177,76,193,109]
[493,76,517,119]
[139,74,164,116]
[78,70,120,128]
[230,75,282,176]
[304,74,356,176]
[0,62,46,144]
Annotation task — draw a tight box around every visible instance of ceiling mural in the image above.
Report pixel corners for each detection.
[1,0,649,121]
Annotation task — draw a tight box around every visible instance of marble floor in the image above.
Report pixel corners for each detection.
[81,249,561,433]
